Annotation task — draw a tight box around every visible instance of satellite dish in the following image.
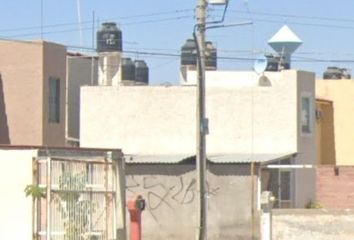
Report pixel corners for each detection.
[253,55,268,74]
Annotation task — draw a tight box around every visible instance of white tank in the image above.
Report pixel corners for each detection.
[268,25,302,69]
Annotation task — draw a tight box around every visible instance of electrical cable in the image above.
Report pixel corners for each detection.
[5,15,194,39]
[0,8,194,33]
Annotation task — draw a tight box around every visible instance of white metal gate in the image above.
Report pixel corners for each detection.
[33,155,119,240]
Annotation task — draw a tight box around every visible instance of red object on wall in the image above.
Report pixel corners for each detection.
[127,195,145,240]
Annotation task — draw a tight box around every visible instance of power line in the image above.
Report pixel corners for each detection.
[5,15,193,39]
[66,45,354,64]
[1,36,354,65]
[0,8,194,33]
[227,10,354,24]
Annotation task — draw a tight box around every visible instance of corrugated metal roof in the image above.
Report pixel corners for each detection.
[208,153,296,164]
[125,152,296,164]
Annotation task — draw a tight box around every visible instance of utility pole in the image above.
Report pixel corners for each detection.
[194,1,244,239]
[195,0,207,239]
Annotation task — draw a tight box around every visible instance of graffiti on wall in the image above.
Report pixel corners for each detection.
[126,175,220,220]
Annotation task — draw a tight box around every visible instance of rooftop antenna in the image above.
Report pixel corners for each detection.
[76,0,83,47]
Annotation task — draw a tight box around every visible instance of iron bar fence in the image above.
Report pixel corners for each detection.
[33,155,119,240]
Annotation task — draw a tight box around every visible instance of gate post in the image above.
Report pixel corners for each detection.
[260,191,275,240]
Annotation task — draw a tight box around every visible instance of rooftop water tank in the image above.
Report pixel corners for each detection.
[268,25,302,69]
[180,38,217,68]
[205,41,217,69]
[121,58,135,81]
[134,60,149,84]
[265,54,288,71]
[181,39,197,66]
[323,66,351,79]
[97,22,122,52]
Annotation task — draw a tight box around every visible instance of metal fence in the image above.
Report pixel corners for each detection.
[33,155,119,240]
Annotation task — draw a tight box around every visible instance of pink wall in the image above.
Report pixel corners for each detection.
[316,166,354,208]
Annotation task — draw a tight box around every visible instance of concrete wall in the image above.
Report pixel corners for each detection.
[67,56,97,141]
[0,149,38,240]
[316,80,354,165]
[0,40,43,145]
[81,69,316,208]
[0,40,66,146]
[295,71,316,207]
[80,70,300,156]
[126,163,259,240]
[273,209,354,240]
[42,41,66,147]
[316,165,354,208]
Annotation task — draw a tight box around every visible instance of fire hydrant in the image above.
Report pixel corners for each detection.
[127,195,145,240]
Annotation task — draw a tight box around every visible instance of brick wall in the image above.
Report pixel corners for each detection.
[316,166,354,208]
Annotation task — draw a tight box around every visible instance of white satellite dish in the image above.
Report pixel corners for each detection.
[253,55,268,74]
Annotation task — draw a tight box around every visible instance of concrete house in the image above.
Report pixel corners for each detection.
[66,53,98,146]
[80,70,316,239]
[315,79,354,208]
[0,40,66,146]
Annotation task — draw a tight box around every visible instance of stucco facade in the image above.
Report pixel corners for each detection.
[126,163,259,240]
[79,69,316,239]
[80,70,316,208]
[0,40,66,146]
[0,149,37,240]
[81,71,309,155]
[316,80,354,165]
[66,54,98,143]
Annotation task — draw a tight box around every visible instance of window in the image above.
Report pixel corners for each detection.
[262,158,293,208]
[301,95,312,134]
[49,77,60,123]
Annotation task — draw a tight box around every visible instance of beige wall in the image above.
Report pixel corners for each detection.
[0,40,66,146]
[81,70,300,156]
[0,40,43,145]
[295,71,316,207]
[316,80,354,165]
[81,70,316,208]
[67,56,97,140]
[42,42,66,147]
[0,149,38,240]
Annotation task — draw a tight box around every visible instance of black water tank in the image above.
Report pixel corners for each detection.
[121,58,135,81]
[97,22,122,52]
[180,39,217,68]
[205,41,217,69]
[134,60,149,84]
[265,54,289,71]
[265,54,279,71]
[181,39,197,66]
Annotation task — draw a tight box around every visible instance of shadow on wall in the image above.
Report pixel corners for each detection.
[317,100,336,165]
[0,73,10,144]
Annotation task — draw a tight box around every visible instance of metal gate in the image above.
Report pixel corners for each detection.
[33,154,119,240]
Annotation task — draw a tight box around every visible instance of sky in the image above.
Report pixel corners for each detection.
[2,0,354,85]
